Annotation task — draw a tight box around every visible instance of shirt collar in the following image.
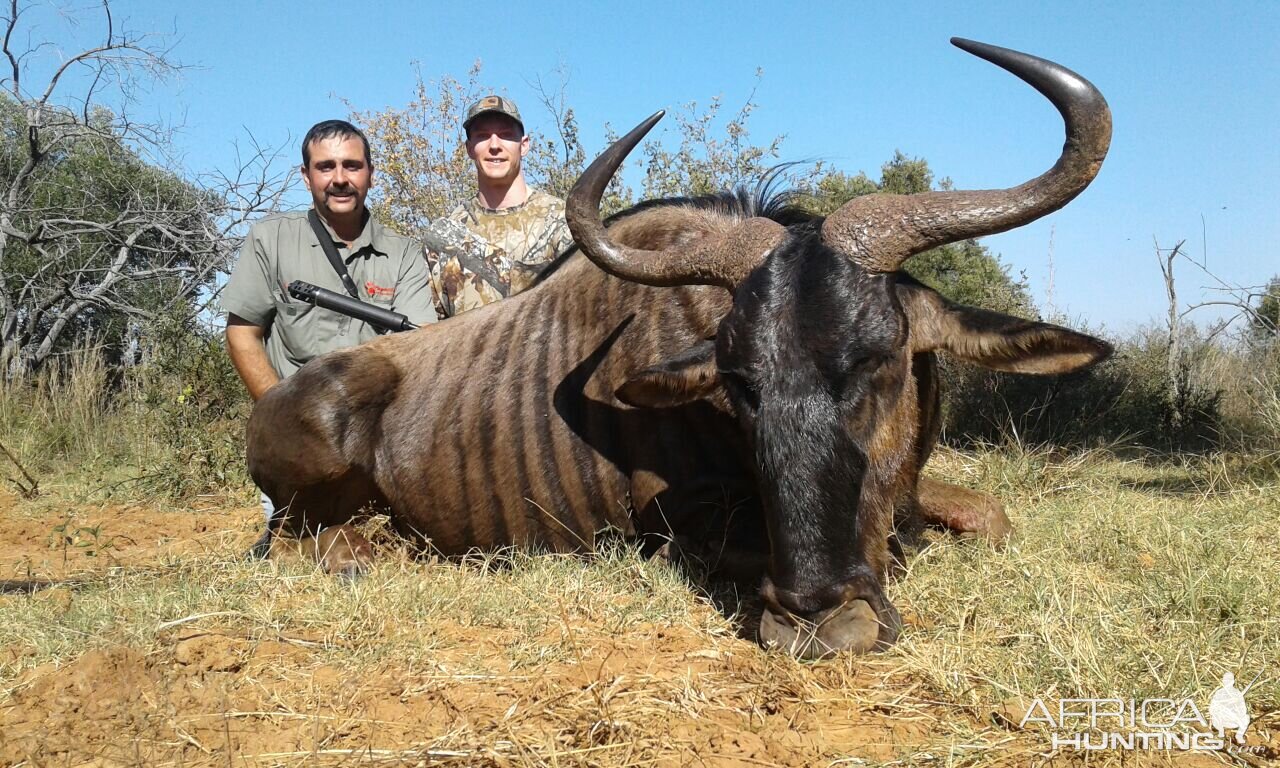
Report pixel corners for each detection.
[468,190,535,217]
[312,209,385,256]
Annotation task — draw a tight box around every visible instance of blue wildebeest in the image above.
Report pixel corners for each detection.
[247,38,1112,658]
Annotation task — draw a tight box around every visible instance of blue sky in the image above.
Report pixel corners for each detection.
[25,0,1280,332]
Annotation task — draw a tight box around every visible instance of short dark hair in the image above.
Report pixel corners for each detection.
[301,120,373,168]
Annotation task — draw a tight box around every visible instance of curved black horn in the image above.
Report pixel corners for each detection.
[822,38,1112,272]
[566,110,785,289]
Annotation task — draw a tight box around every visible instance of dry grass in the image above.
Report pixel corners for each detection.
[3,342,1279,764]
[0,345,111,465]
[898,446,1279,717]
[0,340,253,503]
[2,444,1278,766]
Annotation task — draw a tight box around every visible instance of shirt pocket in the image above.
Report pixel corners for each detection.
[272,295,318,363]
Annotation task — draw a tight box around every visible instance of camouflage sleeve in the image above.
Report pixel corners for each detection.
[423,218,512,297]
[553,213,575,258]
[425,246,449,319]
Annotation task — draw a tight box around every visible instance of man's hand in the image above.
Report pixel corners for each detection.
[226,314,280,401]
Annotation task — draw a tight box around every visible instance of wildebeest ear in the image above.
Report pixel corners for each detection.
[900,282,1112,374]
[617,340,720,407]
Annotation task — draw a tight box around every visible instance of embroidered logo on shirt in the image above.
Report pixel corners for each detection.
[365,281,394,300]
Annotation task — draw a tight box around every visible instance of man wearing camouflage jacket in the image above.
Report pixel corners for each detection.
[425,95,574,317]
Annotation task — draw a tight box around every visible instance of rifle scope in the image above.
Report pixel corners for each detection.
[286,281,418,333]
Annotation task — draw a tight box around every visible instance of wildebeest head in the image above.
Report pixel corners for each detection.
[566,39,1113,658]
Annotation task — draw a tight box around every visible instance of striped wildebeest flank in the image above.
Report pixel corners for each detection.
[247,38,1112,658]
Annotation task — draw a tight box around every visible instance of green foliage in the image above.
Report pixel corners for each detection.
[800,150,1034,316]
[0,94,225,371]
[47,516,129,563]
[129,314,251,500]
[795,170,877,216]
[877,150,943,195]
[909,241,1035,318]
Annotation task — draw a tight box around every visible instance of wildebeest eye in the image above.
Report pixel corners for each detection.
[717,368,760,411]
[827,354,885,402]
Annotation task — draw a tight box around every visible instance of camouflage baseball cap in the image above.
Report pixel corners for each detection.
[462,95,524,134]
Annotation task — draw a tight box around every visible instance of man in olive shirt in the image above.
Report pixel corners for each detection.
[223,120,436,540]
[426,95,574,317]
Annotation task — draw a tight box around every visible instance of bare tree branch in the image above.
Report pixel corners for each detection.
[2,0,21,98]
[0,0,291,375]
[1156,238,1187,429]
[1156,222,1277,357]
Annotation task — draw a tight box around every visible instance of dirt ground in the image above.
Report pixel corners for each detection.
[0,492,1246,767]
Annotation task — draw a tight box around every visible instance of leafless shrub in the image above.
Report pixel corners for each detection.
[0,1,293,375]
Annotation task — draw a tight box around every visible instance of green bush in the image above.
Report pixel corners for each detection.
[937,323,1268,451]
[127,315,252,500]
[0,320,252,502]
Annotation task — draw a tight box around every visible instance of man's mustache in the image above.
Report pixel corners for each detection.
[325,186,356,197]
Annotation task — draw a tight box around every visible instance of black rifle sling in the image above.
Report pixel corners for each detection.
[307,209,361,299]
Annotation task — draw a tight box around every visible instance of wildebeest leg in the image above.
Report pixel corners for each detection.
[247,349,399,575]
[268,524,374,578]
[915,476,1013,543]
[262,470,386,576]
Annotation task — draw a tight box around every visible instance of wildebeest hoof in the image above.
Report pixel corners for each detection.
[320,553,370,578]
[979,505,1013,545]
[333,562,366,581]
[246,529,273,561]
[954,502,1014,547]
[916,479,1015,546]
[649,535,687,564]
[314,526,374,577]
[759,598,900,659]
